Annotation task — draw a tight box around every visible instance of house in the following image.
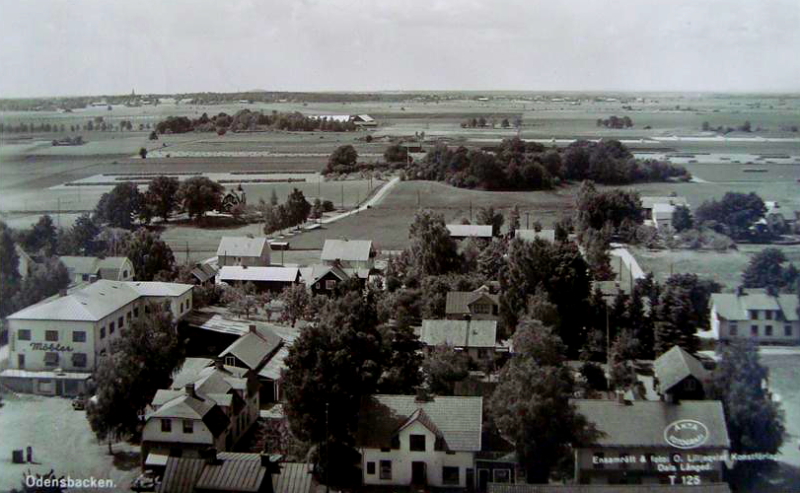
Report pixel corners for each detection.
[653,346,710,402]
[321,239,375,270]
[352,114,377,127]
[59,256,135,284]
[446,289,500,320]
[190,261,219,287]
[1,280,193,396]
[651,203,676,230]
[640,196,688,230]
[356,394,483,488]
[760,201,797,234]
[157,451,280,493]
[272,462,316,493]
[710,288,800,344]
[218,266,301,293]
[143,360,260,460]
[419,320,502,363]
[514,229,556,243]
[573,398,729,485]
[218,325,284,402]
[447,225,494,240]
[217,237,271,267]
[300,263,351,296]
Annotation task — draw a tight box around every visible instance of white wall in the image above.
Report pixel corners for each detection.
[143,417,216,446]
[9,318,96,371]
[712,306,800,343]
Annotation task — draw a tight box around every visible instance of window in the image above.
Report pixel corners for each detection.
[766,325,773,336]
[478,348,490,359]
[186,299,191,309]
[442,467,460,486]
[379,447,391,453]
[766,310,773,320]
[472,303,490,314]
[325,280,336,290]
[127,311,132,321]
[366,462,376,475]
[409,434,426,451]
[183,420,193,434]
[751,325,758,337]
[123,270,128,278]
[161,419,172,432]
[100,327,106,339]
[109,322,115,334]
[73,331,86,343]
[45,330,59,342]
[17,329,31,341]
[750,310,758,320]
[225,356,236,367]
[379,460,392,480]
[729,323,738,336]
[786,325,793,337]
[17,354,25,369]
[593,453,605,469]
[134,307,139,318]
[44,352,59,367]
[82,274,89,281]
[493,469,511,483]
[180,302,184,313]
[118,316,124,328]
[72,353,87,368]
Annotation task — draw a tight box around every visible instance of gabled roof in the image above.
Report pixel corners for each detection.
[272,463,314,493]
[217,236,270,258]
[654,346,709,393]
[712,289,798,322]
[515,229,556,243]
[151,392,231,437]
[652,203,676,219]
[219,327,283,370]
[398,408,444,439]
[127,281,194,297]
[357,395,483,452]
[420,320,498,348]
[573,399,730,449]
[7,280,141,321]
[640,196,688,209]
[192,263,219,283]
[159,453,271,493]
[321,239,373,263]
[446,224,493,238]
[219,266,300,283]
[445,291,499,315]
[300,263,351,286]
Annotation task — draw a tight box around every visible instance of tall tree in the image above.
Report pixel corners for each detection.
[0,221,21,317]
[279,283,310,327]
[742,248,791,290]
[94,182,143,230]
[124,229,176,281]
[145,175,180,222]
[490,320,597,483]
[24,215,58,256]
[654,285,699,355]
[285,188,312,228]
[409,210,459,277]
[672,204,694,232]
[695,192,766,240]
[11,257,70,311]
[325,145,358,173]
[421,344,470,395]
[477,206,504,237]
[59,213,102,255]
[177,176,225,220]
[377,323,423,394]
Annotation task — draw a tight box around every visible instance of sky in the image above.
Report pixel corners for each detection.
[1,0,799,98]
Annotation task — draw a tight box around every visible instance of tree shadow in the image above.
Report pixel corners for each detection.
[112,451,141,471]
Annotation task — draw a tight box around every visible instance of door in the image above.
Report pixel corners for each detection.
[18,354,25,369]
[466,468,475,492]
[478,469,490,492]
[411,461,427,485]
[56,380,64,396]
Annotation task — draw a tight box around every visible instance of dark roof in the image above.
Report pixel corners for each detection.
[445,291,499,315]
[273,463,315,493]
[357,394,482,452]
[488,483,731,493]
[220,326,283,370]
[654,346,709,393]
[192,263,219,283]
[196,452,268,492]
[158,457,205,493]
[573,399,730,449]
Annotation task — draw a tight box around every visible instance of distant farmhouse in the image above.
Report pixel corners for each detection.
[217,266,301,293]
[1,280,194,396]
[216,236,271,267]
[447,224,494,241]
[640,196,688,230]
[710,288,799,344]
[310,114,377,127]
[59,255,135,284]
[321,239,375,270]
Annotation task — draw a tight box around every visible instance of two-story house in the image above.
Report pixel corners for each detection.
[710,288,800,344]
[573,398,729,486]
[59,256,135,284]
[321,239,375,270]
[218,325,284,402]
[418,320,503,364]
[653,346,711,402]
[446,289,500,320]
[356,394,483,488]
[217,237,272,267]
[1,280,193,396]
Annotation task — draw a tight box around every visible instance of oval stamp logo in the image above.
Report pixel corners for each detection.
[664,419,709,449]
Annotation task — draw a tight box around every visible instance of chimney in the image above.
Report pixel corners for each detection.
[185,383,196,398]
[202,447,218,465]
[214,359,225,371]
[249,324,257,334]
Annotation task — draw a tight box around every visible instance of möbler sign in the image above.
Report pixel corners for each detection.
[664,420,709,449]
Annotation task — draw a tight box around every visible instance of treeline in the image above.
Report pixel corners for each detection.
[1,119,148,134]
[155,109,357,135]
[460,116,521,128]
[401,138,689,191]
[596,115,633,128]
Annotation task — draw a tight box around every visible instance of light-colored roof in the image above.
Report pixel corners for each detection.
[321,239,373,262]
[447,224,493,238]
[127,281,194,297]
[259,346,290,381]
[273,463,314,493]
[357,394,483,452]
[59,256,130,276]
[652,202,676,220]
[7,280,141,321]
[216,236,270,258]
[195,453,268,493]
[573,399,730,448]
[219,266,299,283]
[446,291,499,315]
[640,196,688,209]
[219,327,283,370]
[654,346,709,393]
[711,289,798,322]
[419,320,498,348]
[515,229,556,242]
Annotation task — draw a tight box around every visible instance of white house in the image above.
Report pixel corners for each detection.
[710,288,800,344]
[321,239,375,270]
[640,196,688,230]
[59,256,135,284]
[419,320,503,363]
[447,225,493,240]
[356,394,483,488]
[0,280,193,396]
[216,236,271,267]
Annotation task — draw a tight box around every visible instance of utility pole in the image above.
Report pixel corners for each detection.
[341,184,344,210]
[469,201,473,222]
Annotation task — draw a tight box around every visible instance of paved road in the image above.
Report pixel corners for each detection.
[319,176,400,225]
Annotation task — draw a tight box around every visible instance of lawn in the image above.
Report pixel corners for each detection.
[0,393,140,492]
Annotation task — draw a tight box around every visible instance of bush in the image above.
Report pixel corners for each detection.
[322,200,335,212]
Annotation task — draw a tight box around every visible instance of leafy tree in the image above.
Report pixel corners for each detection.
[94,182,143,230]
[58,213,101,255]
[144,176,180,222]
[139,147,147,159]
[663,274,721,331]
[742,248,791,290]
[124,229,176,281]
[310,198,324,219]
[11,257,70,311]
[477,206,504,237]
[24,215,58,256]
[654,284,699,355]
[409,210,459,277]
[490,321,597,483]
[672,204,693,232]
[709,341,784,479]
[149,130,158,140]
[383,144,408,163]
[508,205,521,233]
[325,145,358,173]
[282,292,384,486]
[285,188,311,229]
[279,283,310,327]
[695,192,766,240]
[477,239,507,280]
[0,221,21,317]
[377,323,423,394]
[421,344,469,395]
[177,176,225,220]
[608,330,640,391]
[222,282,258,319]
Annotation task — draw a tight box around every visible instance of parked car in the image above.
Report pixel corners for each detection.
[131,470,159,492]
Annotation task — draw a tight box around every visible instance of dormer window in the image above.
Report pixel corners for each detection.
[409,434,426,452]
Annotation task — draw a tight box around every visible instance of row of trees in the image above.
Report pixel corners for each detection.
[596,115,633,128]
[155,109,358,135]
[262,189,312,234]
